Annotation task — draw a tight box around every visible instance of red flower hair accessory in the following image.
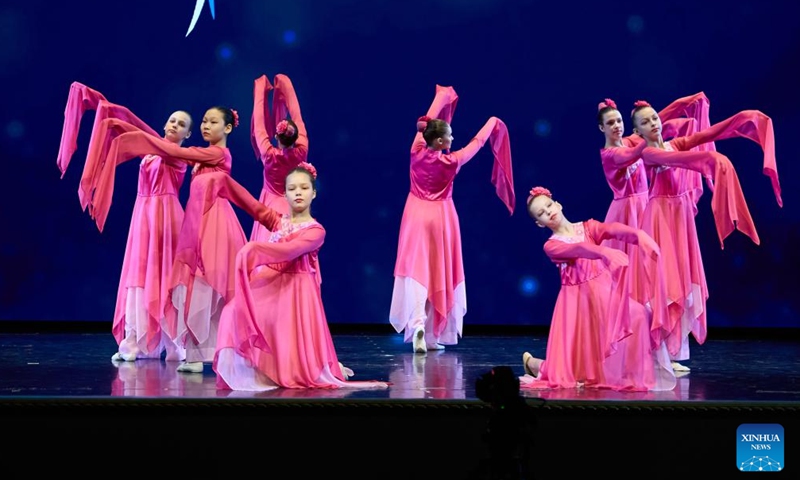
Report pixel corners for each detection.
[598,98,617,111]
[276,119,296,137]
[230,109,240,127]
[526,186,552,205]
[297,161,317,179]
[630,100,651,116]
[416,115,431,133]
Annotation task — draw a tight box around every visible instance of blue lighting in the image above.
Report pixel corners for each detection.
[219,45,232,59]
[283,30,297,45]
[5,120,24,139]
[627,15,644,34]
[519,275,539,297]
[534,119,551,137]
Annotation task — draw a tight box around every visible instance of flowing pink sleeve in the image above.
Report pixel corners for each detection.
[250,75,275,160]
[243,226,325,268]
[641,146,759,248]
[411,85,459,152]
[671,110,781,207]
[658,92,712,133]
[90,130,226,232]
[661,117,696,141]
[543,238,608,263]
[659,117,711,203]
[430,84,458,124]
[79,106,161,210]
[601,139,648,169]
[586,219,639,245]
[173,172,280,279]
[191,172,280,229]
[233,227,326,353]
[57,82,107,177]
[446,117,514,213]
[658,93,716,201]
[489,118,515,214]
[448,116,495,168]
[272,74,308,156]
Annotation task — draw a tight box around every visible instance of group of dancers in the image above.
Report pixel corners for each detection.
[57,76,781,393]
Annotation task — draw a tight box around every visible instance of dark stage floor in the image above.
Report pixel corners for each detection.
[1,327,799,402]
[1,325,798,479]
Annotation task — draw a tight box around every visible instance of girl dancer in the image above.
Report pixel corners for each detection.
[632,100,781,371]
[88,106,250,373]
[57,82,190,362]
[597,92,714,247]
[596,93,714,351]
[185,166,388,390]
[521,187,675,392]
[249,74,309,241]
[390,84,515,353]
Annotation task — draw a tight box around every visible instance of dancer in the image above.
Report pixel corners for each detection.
[187,166,389,390]
[632,100,781,371]
[88,106,250,373]
[249,74,309,241]
[596,93,714,351]
[390,84,515,353]
[521,187,675,392]
[597,92,714,248]
[57,82,191,362]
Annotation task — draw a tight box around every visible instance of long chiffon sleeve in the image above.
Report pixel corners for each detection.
[79,111,162,210]
[250,75,275,159]
[446,116,515,214]
[233,227,326,353]
[670,110,781,207]
[588,219,640,245]
[642,146,758,248]
[90,129,227,232]
[272,74,308,154]
[661,117,696,141]
[601,138,648,169]
[57,82,107,176]
[190,172,280,229]
[658,92,713,138]
[174,172,280,278]
[243,228,325,270]
[411,85,459,152]
[543,238,608,263]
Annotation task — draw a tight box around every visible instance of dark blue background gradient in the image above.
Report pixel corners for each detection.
[1,0,798,328]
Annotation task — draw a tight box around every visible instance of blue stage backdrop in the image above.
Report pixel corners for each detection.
[0,0,798,328]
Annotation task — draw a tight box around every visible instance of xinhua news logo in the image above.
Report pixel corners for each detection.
[737,424,783,472]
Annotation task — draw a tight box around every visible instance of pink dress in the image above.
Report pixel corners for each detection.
[249,74,309,241]
[57,82,167,212]
[599,93,716,349]
[520,220,675,392]
[390,85,515,347]
[640,110,781,360]
[90,130,248,364]
[198,174,388,390]
[600,92,715,248]
[57,83,187,360]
